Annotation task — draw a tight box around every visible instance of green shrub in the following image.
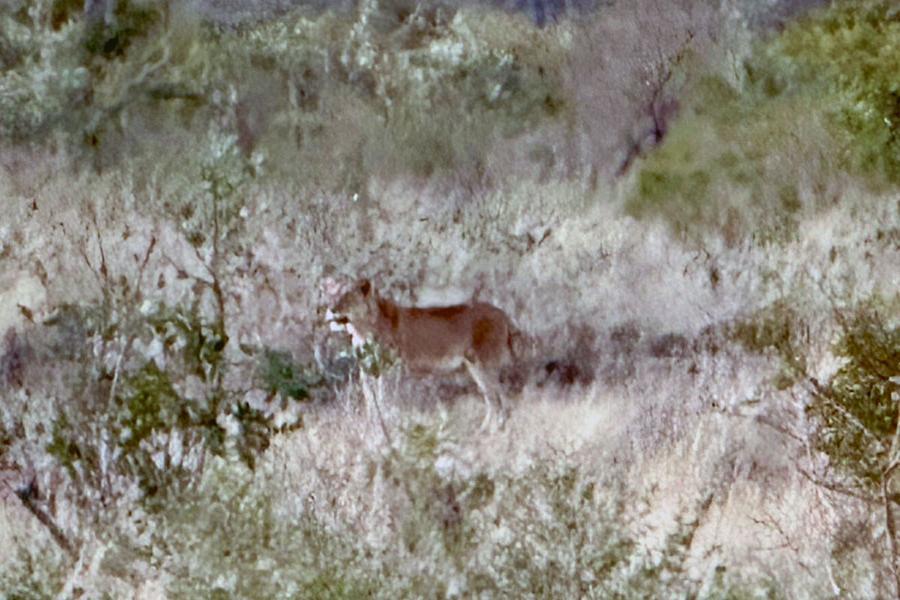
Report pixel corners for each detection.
[765,0,900,185]
[728,301,815,396]
[117,362,187,449]
[351,339,397,378]
[0,5,90,141]
[161,457,377,599]
[732,298,900,492]
[44,298,303,516]
[257,349,323,402]
[623,81,811,243]
[626,0,900,239]
[0,542,69,599]
[83,0,162,58]
[730,301,802,360]
[3,1,568,186]
[807,308,900,489]
[146,304,228,383]
[47,328,215,511]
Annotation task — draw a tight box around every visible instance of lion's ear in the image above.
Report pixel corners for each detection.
[360,279,371,296]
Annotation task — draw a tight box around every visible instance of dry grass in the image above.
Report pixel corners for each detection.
[1,1,898,597]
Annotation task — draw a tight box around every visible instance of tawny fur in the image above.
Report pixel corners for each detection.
[326,279,517,430]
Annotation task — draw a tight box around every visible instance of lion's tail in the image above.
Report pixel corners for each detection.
[502,326,533,393]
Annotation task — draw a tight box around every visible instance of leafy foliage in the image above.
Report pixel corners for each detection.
[44,300,305,513]
[765,0,900,185]
[0,3,89,141]
[83,0,162,58]
[0,542,69,599]
[161,457,378,599]
[807,308,900,489]
[626,0,899,239]
[624,76,815,243]
[257,349,323,402]
[1,0,568,184]
[46,305,214,511]
[350,339,397,378]
[732,298,900,492]
[729,300,808,390]
[146,304,229,383]
[174,126,257,249]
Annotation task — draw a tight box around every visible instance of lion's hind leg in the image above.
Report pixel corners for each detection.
[464,359,507,432]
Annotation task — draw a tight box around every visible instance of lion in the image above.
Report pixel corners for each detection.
[324,278,520,430]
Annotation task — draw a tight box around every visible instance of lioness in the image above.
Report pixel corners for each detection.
[325,279,518,430]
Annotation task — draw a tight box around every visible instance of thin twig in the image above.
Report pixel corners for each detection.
[91,212,108,285]
[796,467,881,506]
[76,244,105,294]
[135,234,157,292]
[747,511,814,577]
[162,251,214,287]
[738,411,806,444]
[883,460,900,598]
[13,480,77,560]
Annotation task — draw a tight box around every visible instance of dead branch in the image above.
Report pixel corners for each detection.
[90,212,108,284]
[748,511,814,576]
[883,460,900,598]
[883,398,900,598]
[13,479,77,560]
[796,467,881,507]
[76,244,105,296]
[135,234,158,292]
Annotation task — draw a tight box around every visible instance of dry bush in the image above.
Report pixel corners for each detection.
[561,0,724,181]
[621,0,898,243]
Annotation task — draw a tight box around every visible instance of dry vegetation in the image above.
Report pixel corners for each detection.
[0,0,898,597]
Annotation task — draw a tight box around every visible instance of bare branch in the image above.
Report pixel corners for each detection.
[91,214,108,284]
[883,460,900,598]
[796,467,881,506]
[135,234,158,292]
[161,251,214,288]
[753,413,806,444]
[76,244,105,295]
[747,511,814,576]
[13,480,77,560]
